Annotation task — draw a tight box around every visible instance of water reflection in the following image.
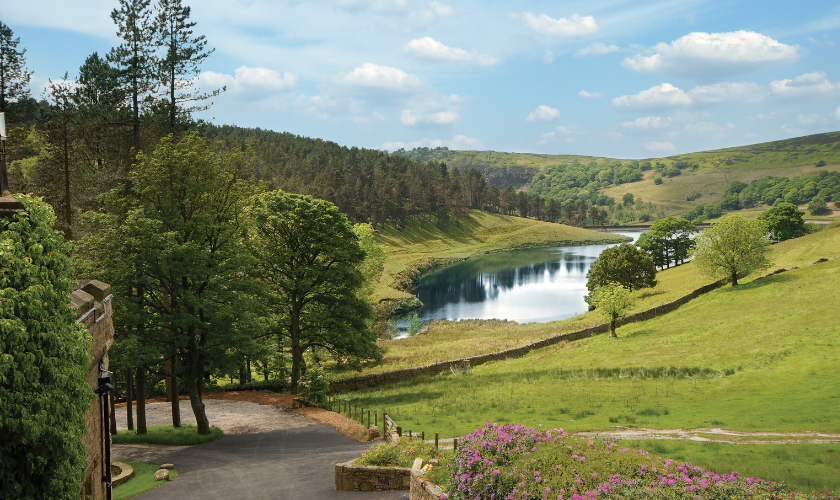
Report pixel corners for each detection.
[415,232,641,324]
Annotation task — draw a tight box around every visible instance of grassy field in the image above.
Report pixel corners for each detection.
[340,227,840,442]
[345,222,840,379]
[113,462,178,500]
[371,211,628,305]
[617,440,840,495]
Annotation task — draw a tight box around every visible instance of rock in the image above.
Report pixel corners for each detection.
[160,463,174,470]
[368,426,380,440]
[154,469,170,481]
[429,459,439,466]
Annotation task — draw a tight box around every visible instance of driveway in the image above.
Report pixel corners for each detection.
[114,425,409,499]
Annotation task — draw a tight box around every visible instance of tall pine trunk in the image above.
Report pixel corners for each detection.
[186,328,210,434]
[125,367,134,431]
[135,365,147,435]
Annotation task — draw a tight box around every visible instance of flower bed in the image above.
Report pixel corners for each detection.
[358,436,448,468]
[444,423,837,500]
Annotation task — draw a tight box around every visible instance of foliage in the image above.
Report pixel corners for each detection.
[683,203,723,223]
[693,214,771,286]
[803,222,822,234]
[443,423,835,500]
[636,217,697,269]
[353,222,387,299]
[0,196,93,499]
[808,198,830,215]
[738,171,840,208]
[529,159,639,206]
[357,436,447,468]
[299,364,329,406]
[0,21,33,112]
[591,283,634,337]
[586,244,657,302]
[246,190,379,394]
[113,461,178,500]
[757,202,806,241]
[407,313,425,336]
[111,424,223,445]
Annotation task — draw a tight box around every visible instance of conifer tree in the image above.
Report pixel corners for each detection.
[0,21,32,113]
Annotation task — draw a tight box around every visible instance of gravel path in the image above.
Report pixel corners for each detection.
[115,399,316,435]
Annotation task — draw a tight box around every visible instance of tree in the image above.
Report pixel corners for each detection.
[586,243,657,304]
[0,22,32,113]
[693,214,771,286]
[757,202,805,241]
[1,195,93,499]
[636,217,697,268]
[591,283,634,338]
[76,132,258,434]
[246,191,379,394]
[154,0,220,133]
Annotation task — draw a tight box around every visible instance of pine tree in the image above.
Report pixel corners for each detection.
[0,22,32,113]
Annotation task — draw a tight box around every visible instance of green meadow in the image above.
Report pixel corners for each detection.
[338,226,840,490]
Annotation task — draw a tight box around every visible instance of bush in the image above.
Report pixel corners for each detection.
[444,423,835,500]
[654,177,663,185]
[357,436,446,468]
[808,198,830,215]
[804,222,822,234]
[686,191,701,201]
[299,365,329,406]
[0,196,94,500]
[816,160,827,167]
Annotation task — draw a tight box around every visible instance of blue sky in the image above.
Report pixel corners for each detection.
[6,0,840,158]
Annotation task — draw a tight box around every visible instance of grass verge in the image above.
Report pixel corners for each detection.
[113,462,178,500]
[112,425,224,445]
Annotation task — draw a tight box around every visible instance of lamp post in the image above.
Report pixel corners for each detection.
[0,112,25,219]
[96,357,114,500]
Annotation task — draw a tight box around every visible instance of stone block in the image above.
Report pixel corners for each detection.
[83,280,112,301]
[70,289,95,315]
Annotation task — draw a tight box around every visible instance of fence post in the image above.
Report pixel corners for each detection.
[367,410,370,428]
[422,431,425,441]
[435,433,438,448]
[397,425,402,437]
[354,405,357,421]
[454,438,458,452]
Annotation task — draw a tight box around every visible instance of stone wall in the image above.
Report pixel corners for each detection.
[329,278,726,393]
[71,280,115,500]
[334,461,412,491]
[410,468,443,500]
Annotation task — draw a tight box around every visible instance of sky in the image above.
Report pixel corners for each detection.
[5,0,840,158]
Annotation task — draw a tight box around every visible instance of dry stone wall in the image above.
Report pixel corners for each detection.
[334,461,412,491]
[329,278,726,393]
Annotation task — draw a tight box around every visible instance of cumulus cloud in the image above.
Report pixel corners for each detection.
[199,66,298,101]
[575,42,620,57]
[621,31,800,81]
[688,81,767,104]
[578,90,602,99]
[381,134,484,150]
[620,116,672,130]
[404,37,500,66]
[511,12,599,37]
[644,141,676,152]
[429,1,455,17]
[335,62,427,93]
[769,72,840,99]
[612,83,692,111]
[400,109,460,126]
[333,0,409,13]
[525,105,560,122]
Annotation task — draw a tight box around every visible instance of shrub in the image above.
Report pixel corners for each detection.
[444,423,835,500]
[808,198,830,215]
[357,436,444,468]
[299,365,329,406]
[0,196,94,500]
[816,160,827,167]
[804,222,822,234]
[654,177,663,185]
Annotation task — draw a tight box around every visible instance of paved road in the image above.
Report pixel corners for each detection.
[114,425,409,500]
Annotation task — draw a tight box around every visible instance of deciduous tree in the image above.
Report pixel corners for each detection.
[586,243,657,305]
[246,191,380,394]
[591,282,634,338]
[693,214,771,286]
[757,202,805,241]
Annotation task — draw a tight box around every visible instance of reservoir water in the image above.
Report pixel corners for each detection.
[413,231,642,325]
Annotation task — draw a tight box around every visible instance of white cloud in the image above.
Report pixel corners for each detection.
[644,141,676,152]
[525,105,560,122]
[835,106,840,120]
[199,66,298,98]
[620,116,672,130]
[404,37,500,66]
[335,63,426,92]
[400,109,460,126]
[578,90,602,99]
[539,125,584,144]
[334,0,409,13]
[543,50,554,64]
[512,12,599,37]
[612,83,692,111]
[429,1,455,17]
[381,134,484,150]
[769,72,840,99]
[621,31,800,81]
[749,112,778,121]
[797,113,828,126]
[575,42,620,57]
[688,81,767,104]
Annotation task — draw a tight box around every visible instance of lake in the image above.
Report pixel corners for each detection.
[410,231,642,326]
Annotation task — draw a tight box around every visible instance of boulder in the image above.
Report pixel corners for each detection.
[154,469,170,481]
[368,426,380,440]
[160,463,174,469]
